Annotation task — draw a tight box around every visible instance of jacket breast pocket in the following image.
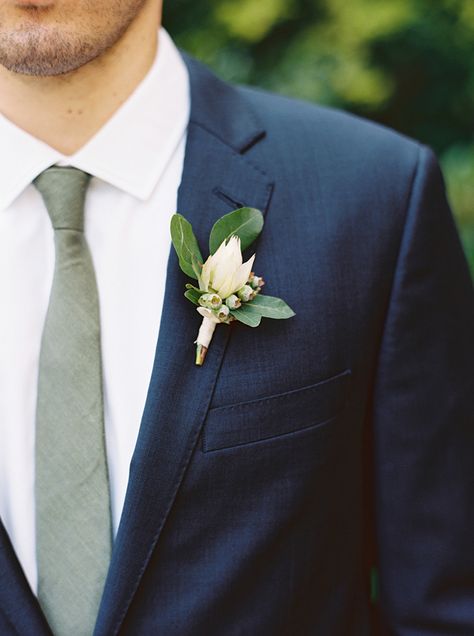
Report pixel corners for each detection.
[202,369,351,452]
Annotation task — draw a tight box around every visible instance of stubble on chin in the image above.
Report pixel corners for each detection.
[0,1,147,77]
[0,28,97,76]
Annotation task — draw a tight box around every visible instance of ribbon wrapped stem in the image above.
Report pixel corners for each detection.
[195,316,217,366]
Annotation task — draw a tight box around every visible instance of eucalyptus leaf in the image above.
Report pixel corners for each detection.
[209,207,264,254]
[184,289,202,305]
[170,214,203,279]
[191,253,203,280]
[185,283,203,293]
[248,294,295,319]
[230,304,262,327]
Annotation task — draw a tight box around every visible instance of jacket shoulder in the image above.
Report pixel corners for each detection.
[236,84,422,176]
[182,51,422,179]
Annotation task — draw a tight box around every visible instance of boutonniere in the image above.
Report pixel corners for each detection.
[170,207,295,365]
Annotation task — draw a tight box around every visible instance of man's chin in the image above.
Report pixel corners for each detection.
[0,30,99,76]
[0,56,95,77]
[0,59,86,77]
[0,0,148,77]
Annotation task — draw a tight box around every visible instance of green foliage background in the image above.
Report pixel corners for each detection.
[164,0,474,274]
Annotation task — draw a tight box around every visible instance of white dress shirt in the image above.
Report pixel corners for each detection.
[0,27,190,593]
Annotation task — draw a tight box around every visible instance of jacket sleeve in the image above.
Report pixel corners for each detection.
[372,145,474,633]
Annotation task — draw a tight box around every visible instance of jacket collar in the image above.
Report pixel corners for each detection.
[0,27,188,211]
[182,52,266,154]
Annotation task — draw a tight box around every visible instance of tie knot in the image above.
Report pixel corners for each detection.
[33,166,91,232]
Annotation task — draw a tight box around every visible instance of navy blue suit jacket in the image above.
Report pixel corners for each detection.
[1,53,473,635]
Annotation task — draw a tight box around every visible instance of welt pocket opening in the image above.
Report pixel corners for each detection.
[202,369,351,452]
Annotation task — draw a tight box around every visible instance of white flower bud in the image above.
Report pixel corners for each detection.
[215,305,230,322]
[237,285,256,302]
[199,293,222,310]
[249,274,265,289]
[225,294,241,309]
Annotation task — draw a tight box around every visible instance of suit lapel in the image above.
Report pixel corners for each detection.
[0,522,52,635]
[94,55,273,636]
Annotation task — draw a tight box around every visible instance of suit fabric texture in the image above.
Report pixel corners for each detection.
[1,52,473,636]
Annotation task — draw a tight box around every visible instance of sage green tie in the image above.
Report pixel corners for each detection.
[33,167,112,636]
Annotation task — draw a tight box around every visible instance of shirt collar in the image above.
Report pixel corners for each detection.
[0,27,190,211]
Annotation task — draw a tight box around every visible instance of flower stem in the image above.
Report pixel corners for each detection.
[195,316,217,366]
[195,344,208,366]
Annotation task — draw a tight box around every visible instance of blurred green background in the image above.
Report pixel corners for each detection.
[164,0,474,275]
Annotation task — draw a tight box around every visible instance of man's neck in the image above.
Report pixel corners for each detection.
[0,3,159,156]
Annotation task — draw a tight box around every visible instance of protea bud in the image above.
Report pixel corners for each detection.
[198,235,255,299]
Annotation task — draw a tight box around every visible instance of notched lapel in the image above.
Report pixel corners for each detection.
[95,56,273,636]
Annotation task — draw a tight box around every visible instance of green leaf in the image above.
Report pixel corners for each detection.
[230,295,295,326]
[191,253,203,280]
[185,283,203,292]
[209,207,264,254]
[170,214,203,279]
[249,294,295,319]
[184,289,202,305]
[230,304,262,327]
